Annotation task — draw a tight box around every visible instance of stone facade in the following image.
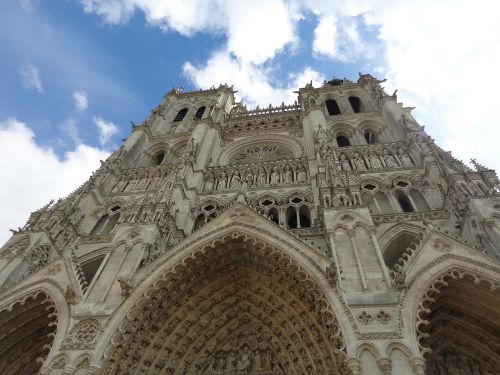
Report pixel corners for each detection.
[0,74,499,374]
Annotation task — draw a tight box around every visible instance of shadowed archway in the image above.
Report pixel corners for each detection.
[0,292,58,374]
[416,270,500,374]
[102,232,349,375]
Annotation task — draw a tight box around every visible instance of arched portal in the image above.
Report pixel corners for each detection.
[102,233,348,375]
[0,292,58,374]
[417,270,500,374]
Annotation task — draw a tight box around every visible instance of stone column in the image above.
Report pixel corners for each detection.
[411,357,426,375]
[377,358,391,375]
[327,231,343,290]
[346,358,361,375]
[368,228,392,288]
[349,231,368,289]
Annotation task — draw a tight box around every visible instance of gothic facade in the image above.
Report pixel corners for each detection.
[0,74,499,375]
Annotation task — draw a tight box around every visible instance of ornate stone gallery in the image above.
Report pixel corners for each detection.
[0,74,499,374]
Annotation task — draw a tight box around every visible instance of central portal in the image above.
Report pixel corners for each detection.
[104,234,348,375]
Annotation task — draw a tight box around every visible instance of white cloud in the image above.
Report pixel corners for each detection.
[79,0,296,64]
[0,118,109,244]
[78,0,500,172]
[93,116,118,146]
[20,63,44,93]
[73,90,88,111]
[184,51,324,107]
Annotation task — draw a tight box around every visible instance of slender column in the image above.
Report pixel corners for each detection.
[406,193,418,211]
[377,358,391,375]
[349,231,368,289]
[101,242,132,302]
[327,231,343,290]
[369,229,392,288]
[346,358,361,375]
[410,358,426,375]
[296,208,301,229]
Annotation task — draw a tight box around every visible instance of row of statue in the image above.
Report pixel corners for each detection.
[204,163,308,193]
[336,147,415,172]
[111,168,169,193]
[202,348,284,374]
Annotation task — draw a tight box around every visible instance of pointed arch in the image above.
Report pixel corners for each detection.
[403,256,500,372]
[95,206,356,373]
[0,281,69,374]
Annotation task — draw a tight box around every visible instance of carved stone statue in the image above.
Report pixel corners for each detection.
[382,149,399,167]
[339,154,351,171]
[257,168,267,186]
[230,170,241,190]
[369,152,382,169]
[217,171,227,191]
[270,166,280,185]
[398,147,414,167]
[352,152,367,171]
[283,165,293,183]
[296,164,307,182]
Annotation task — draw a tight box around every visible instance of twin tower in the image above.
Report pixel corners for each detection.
[0,74,499,374]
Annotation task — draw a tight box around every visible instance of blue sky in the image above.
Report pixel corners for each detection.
[1,0,499,243]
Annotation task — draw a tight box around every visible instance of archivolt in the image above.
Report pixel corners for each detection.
[0,290,58,374]
[101,233,348,374]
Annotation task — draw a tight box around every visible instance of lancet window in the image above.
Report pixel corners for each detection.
[173,107,188,122]
[194,106,206,119]
[325,99,341,115]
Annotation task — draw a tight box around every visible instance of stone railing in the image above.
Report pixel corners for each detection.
[230,102,300,119]
[202,158,309,194]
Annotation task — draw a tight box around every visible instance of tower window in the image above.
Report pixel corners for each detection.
[325,99,341,115]
[364,131,378,144]
[154,151,165,166]
[336,135,350,147]
[173,108,188,122]
[395,190,414,212]
[348,96,362,113]
[195,106,206,119]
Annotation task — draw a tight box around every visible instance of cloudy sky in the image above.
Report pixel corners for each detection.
[0,0,499,243]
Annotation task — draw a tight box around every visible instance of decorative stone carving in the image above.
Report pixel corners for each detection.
[376,310,392,324]
[358,311,373,325]
[63,319,100,349]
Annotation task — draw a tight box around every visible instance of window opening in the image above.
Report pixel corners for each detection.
[325,99,341,115]
[336,135,350,147]
[173,108,188,122]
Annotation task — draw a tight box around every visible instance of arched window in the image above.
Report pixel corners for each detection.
[268,207,279,225]
[348,96,362,113]
[91,211,120,235]
[194,214,205,230]
[383,232,421,267]
[81,255,105,287]
[173,108,188,122]
[153,151,165,166]
[195,106,206,119]
[375,191,392,214]
[286,206,298,229]
[325,99,341,115]
[395,190,414,212]
[299,206,311,228]
[91,214,108,235]
[409,189,429,211]
[102,214,120,234]
[364,131,378,144]
[336,135,350,147]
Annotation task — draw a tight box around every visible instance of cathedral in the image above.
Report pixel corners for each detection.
[0,74,499,375]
